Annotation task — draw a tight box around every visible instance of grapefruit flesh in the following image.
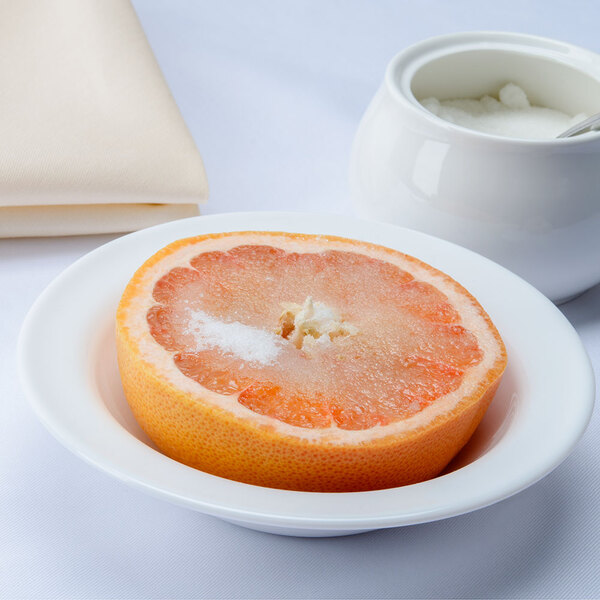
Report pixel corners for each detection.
[117,232,506,492]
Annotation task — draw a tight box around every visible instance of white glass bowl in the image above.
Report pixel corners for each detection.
[351,32,600,303]
[18,213,594,536]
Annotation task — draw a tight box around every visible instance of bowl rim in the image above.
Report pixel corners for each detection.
[385,30,600,147]
[17,212,596,531]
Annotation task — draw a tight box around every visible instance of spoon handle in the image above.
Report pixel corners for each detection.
[557,112,600,138]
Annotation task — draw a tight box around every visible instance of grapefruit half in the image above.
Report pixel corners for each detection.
[116,231,507,492]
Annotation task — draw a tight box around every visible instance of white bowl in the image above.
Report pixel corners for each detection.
[350,32,600,303]
[18,212,594,537]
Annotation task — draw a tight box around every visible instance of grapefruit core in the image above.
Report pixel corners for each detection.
[116,231,507,492]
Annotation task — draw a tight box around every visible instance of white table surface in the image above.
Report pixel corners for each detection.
[2,1,599,598]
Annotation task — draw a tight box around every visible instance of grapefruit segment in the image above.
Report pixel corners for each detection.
[238,383,333,429]
[395,280,461,323]
[117,231,506,492]
[152,267,202,304]
[174,351,250,396]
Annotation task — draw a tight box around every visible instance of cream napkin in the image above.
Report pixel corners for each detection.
[0,0,208,237]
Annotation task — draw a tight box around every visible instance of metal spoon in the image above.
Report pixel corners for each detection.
[557,112,600,138]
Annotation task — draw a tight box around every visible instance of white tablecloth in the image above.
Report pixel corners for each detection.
[2,1,599,598]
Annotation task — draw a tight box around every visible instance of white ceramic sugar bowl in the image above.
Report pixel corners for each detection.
[350,32,600,303]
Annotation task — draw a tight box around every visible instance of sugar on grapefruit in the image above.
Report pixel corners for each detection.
[116,231,506,492]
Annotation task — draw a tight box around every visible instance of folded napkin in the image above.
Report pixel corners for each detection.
[0,0,208,237]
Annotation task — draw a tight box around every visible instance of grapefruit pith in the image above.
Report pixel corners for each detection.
[116,231,506,492]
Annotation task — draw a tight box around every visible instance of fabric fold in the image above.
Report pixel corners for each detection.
[0,0,208,237]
